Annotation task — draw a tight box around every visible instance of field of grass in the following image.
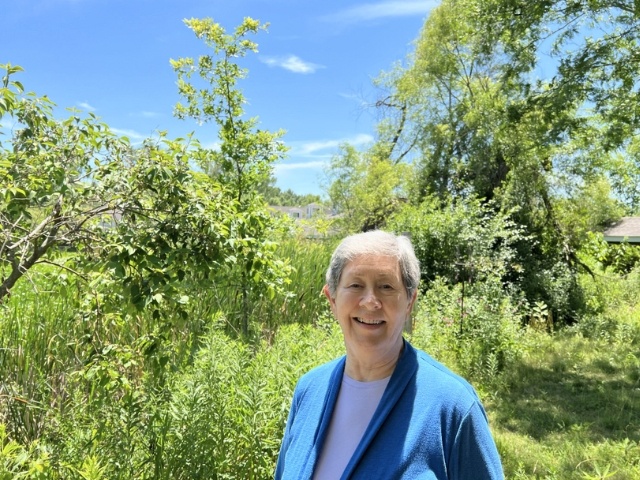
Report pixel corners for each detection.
[1,246,639,479]
[491,330,640,479]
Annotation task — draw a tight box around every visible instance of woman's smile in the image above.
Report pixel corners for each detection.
[324,254,416,364]
[354,317,385,325]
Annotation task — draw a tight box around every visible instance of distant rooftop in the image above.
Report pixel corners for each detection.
[603,217,640,244]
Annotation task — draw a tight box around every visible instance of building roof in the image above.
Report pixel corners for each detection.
[603,217,640,243]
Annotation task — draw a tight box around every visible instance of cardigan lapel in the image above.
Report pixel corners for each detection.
[340,340,419,479]
[302,356,346,479]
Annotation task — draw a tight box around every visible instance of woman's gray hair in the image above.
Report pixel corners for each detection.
[325,230,420,299]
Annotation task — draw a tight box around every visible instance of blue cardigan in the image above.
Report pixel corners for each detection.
[275,340,504,479]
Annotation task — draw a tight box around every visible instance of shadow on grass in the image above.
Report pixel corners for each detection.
[493,349,640,443]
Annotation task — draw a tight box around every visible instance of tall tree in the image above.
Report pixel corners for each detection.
[0,63,129,302]
[0,64,236,317]
[325,142,411,233]
[370,0,640,319]
[472,0,640,205]
[171,18,291,334]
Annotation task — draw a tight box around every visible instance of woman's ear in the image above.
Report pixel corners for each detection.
[322,284,335,308]
[408,289,418,312]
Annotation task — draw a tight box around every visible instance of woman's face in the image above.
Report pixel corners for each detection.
[324,254,416,356]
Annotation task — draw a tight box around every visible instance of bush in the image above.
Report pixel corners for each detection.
[575,265,640,344]
[603,243,640,274]
[159,322,344,479]
[389,196,525,288]
[0,424,51,479]
[409,275,525,386]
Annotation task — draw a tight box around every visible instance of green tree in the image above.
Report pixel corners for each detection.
[325,142,411,233]
[0,63,129,302]
[555,176,625,250]
[257,174,322,206]
[171,18,291,334]
[475,0,640,153]
[0,64,235,321]
[367,0,640,321]
[611,136,640,213]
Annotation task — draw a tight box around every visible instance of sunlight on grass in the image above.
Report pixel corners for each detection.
[491,330,640,479]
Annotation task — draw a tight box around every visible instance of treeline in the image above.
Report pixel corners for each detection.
[259,180,322,207]
[325,0,640,322]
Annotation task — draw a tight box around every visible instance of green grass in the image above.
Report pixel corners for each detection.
[3,252,640,478]
[491,331,640,479]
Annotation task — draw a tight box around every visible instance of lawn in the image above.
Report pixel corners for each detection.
[492,329,640,479]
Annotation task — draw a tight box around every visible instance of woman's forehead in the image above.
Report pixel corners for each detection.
[343,254,401,276]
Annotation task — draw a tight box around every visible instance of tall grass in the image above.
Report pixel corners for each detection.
[1,245,639,479]
[0,238,338,478]
[0,270,81,444]
[184,236,336,338]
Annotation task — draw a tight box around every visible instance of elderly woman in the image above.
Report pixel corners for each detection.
[275,230,504,479]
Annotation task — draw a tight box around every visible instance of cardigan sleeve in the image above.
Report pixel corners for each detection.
[274,387,299,480]
[448,401,504,480]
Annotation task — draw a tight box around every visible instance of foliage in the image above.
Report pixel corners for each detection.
[171,17,291,334]
[174,235,335,335]
[410,275,525,386]
[388,196,525,288]
[0,268,79,446]
[576,261,640,340]
[580,231,640,275]
[258,174,322,207]
[0,63,129,302]
[0,424,51,479]
[159,323,342,479]
[358,0,640,322]
[4,7,640,480]
[554,177,625,253]
[611,136,640,211]
[476,0,640,153]
[601,243,640,274]
[2,253,640,479]
[0,64,242,327]
[89,136,239,323]
[324,142,411,233]
[1,296,345,479]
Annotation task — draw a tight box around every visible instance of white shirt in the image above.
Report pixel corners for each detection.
[313,373,391,480]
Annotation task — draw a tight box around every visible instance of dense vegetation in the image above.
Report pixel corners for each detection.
[2,2,640,478]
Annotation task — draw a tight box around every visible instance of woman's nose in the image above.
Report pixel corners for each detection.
[360,289,381,309]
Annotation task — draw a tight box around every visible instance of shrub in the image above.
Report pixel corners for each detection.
[410,275,525,386]
[388,196,525,288]
[159,322,343,479]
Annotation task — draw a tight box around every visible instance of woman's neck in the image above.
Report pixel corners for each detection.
[344,340,404,382]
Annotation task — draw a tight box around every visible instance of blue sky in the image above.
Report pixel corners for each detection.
[3,0,438,196]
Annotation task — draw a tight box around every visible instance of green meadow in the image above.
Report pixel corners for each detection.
[1,241,639,479]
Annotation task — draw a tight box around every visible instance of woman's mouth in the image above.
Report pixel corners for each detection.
[354,317,384,325]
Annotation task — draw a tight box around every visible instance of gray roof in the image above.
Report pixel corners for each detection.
[603,217,640,243]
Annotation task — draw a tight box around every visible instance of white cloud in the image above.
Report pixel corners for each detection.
[139,111,161,118]
[111,128,148,142]
[77,101,96,111]
[260,55,324,74]
[291,134,374,156]
[274,160,326,172]
[324,0,437,24]
[273,134,373,174]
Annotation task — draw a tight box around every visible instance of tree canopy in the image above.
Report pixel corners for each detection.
[1,18,293,336]
[322,0,640,321]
